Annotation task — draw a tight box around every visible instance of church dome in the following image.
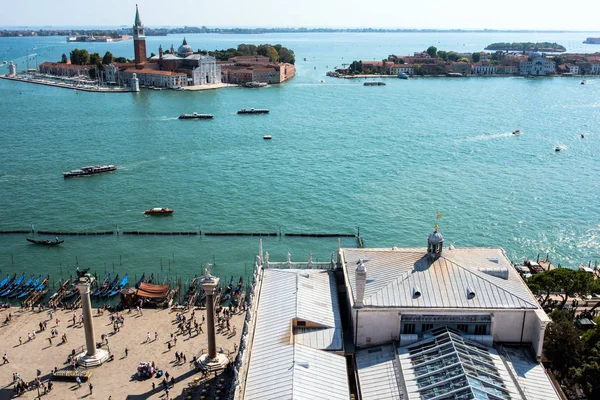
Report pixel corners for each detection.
[177,38,193,57]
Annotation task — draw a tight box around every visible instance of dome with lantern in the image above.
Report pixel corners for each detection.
[177,38,194,57]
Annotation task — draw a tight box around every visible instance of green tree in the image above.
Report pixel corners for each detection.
[69,48,90,65]
[426,46,437,58]
[457,57,470,63]
[437,51,448,61]
[472,52,481,62]
[60,53,68,63]
[114,56,128,63]
[544,310,584,377]
[447,52,460,62]
[550,268,594,308]
[527,272,558,306]
[102,51,114,65]
[89,52,102,68]
[278,47,295,64]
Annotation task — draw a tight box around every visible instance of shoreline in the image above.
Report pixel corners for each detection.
[0,75,133,93]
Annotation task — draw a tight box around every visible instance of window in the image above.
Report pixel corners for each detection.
[474,324,487,335]
[297,321,306,327]
[403,324,416,334]
[422,323,433,332]
[457,324,469,333]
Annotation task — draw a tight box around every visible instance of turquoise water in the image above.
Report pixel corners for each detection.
[1,32,600,290]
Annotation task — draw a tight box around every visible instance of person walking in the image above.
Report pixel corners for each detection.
[88,382,93,394]
[146,331,150,343]
[152,382,156,391]
[125,347,129,357]
[2,354,8,364]
[75,376,81,388]
[154,331,158,342]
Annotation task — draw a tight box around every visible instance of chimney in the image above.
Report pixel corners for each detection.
[355,260,367,308]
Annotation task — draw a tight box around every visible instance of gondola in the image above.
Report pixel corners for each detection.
[135,273,145,289]
[108,274,128,297]
[0,273,25,297]
[10,275,40,299]
[0,274,11,291]
[26,238,64,245]
[100,274,119,297]
[93,273,111,296]
[19,276,47,299]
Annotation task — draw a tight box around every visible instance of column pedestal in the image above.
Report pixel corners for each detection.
[76,278,110,367]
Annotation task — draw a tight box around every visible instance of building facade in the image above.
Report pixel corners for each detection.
[473,63,497,75]
[519,52,556,76]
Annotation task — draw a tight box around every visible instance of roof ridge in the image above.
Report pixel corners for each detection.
[441,256,538,308]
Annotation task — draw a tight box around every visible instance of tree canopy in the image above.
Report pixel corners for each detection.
[102,51,114,65]
[69,48,90,65]
[426,46,437,58]
[60,53,68,63]
[202,43,295,64]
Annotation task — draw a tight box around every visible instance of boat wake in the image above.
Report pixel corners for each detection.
[465,132,516,141]
[157,117,179,121]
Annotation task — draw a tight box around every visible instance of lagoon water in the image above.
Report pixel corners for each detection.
[1,31,600,290]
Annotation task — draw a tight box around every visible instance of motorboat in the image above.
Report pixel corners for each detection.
[398,73,409,79]
[244,81,267,88]
[63,164,116,177]
[512,130,522,135]
[263,135,272,140]
[364,82,386,86]
[555,145,565,152]
[238,108,269,114]
[145,207,174,215]
[174,87,185,91]
[179,113,213,119]
[581,80,587,85]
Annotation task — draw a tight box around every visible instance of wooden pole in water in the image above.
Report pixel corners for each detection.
[161,258,163,271]
[120,255,122,266]
[11,254,14,264]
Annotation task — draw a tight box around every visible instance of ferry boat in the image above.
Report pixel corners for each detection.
[145,208,174,215]
[63,164,117,178]
[244,81,268,88]
[364,82,386,86]
[179,113,213,119]
[237,108,269,114]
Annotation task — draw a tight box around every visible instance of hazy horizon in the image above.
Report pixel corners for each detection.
[2,0,600,31]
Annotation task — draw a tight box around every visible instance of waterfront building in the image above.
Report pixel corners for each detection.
[8,61,16,76]
[341,229,560,399]
[103,64,119,84]
[120,68,186,88]
[496,65,519,75]
[132,4,146,66]
[452,61,472,75]
[236,228,560,399]
[567,64,580,74]
[473,63,497,75]
[390,65,414,75]
[221,60,295,84]
[519,50,556,76]
[149,39,222,86]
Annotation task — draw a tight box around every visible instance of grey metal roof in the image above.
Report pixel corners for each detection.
[343,248,540,309]
[356,345,404,400]
[244,269,348,400]
[498,345,560,400]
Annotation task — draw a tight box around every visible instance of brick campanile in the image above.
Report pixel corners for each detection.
[133,4,146,65]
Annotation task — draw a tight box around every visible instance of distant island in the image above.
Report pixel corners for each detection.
[583,37,600,44]
[484,42,566,52]
[0,27,596,37]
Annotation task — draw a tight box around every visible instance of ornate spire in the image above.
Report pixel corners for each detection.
[183,37,188,45]
[134,4,142,26]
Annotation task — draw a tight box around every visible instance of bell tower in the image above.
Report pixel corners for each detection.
[133,4,146,66]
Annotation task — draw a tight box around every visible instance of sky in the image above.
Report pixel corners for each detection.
[1,0,600,31]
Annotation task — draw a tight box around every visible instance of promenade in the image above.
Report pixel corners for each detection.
[0,306,244,399]
[0,75,132,93]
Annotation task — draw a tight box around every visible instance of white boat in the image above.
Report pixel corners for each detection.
[263,135,272,140]
[398,73,409,79]
[555,145,565,152]
[581,80,587,85]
